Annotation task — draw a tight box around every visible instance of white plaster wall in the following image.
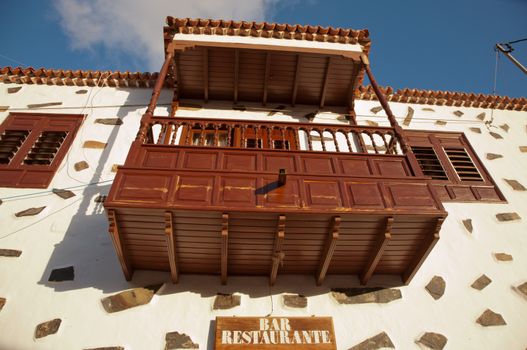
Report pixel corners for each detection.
[0,82,526,349]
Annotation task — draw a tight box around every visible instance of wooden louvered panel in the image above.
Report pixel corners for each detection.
[444,148,483,181]
[412,146,448,180]
[23,131,68,165]
[0,130,29,164]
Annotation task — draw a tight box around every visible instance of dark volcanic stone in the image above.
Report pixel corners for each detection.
[52,188,76,199]
[165,331,199,349]
[15,206,45,217]
[486,153,503,160]
[35,318,61,338]
[504,179,526,191]
[213,293,241,310]
[76,89,88,94]
[489,131,503,139]
[370,106,383,114]
[500,124,510,132]
[95,118,123,125]
[462,219,473,233]
[403,106,414,126]
[435,120,447,126]
[469,127,481,133]
[476,112,486,121]
[49,266,75,282]
[422,107,435,112]
[476,309,506,326]
[348,331,395,350]
[101,284,162,313]
[453,110,464,117]
[471,274,492,290]
[8,86,22,93]
[0,249,22,257]
[494,253,513,261]
[425,276,446,300]
[74,161,89,171]
[28,102,62,109]
[283,294,307,308]
[331,288,402,304]
[416,332,448,350]
[83,140,107,149]
[496,212,521,222]
[0,297,5,311]
[515,282,527,298]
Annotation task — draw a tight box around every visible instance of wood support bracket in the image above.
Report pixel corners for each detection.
[221,213,229,285]
[164,211,178,283]
[320,57,332,108]
[316,216,340,285]
[291,54,301,106]
[107,209,132,281]
[402,217,444,284]
[270,215,286,286]
[203,48,209,102]
[263,52,271,106]
[234,49,239,104]
[360,216,393,285]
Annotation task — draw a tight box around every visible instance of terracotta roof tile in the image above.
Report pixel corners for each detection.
[1,66,525,111]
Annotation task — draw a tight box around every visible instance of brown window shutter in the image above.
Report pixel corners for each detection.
[444,147,483,182]
[412,146,448,180]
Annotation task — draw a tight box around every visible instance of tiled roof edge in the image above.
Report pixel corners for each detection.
[1,67,526,111]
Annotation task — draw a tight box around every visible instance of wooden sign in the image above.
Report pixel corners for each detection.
[215,316,336,350]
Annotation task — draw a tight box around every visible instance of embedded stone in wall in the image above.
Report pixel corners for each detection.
[213,293,241,310]
[27,102,62,109]
[0,249,22,257]
[0,297,5,311]
[111,164,120,173]
[504,179,526,191]
[489,131,503,140]
[370,106,383,114]
[0,106,9,112]
[435,120,447,126]
[476,112,486,121]
[471,274,492,290]
[422,107,435,112]
[74,161,89,171]
[283,294,307,308]
[499,124,510,132]
[8,86,22,93]
[35,318,62,339]
[403,106,414,126]
[101,284,162,313]
[75,89,88,94]
[52,188,76,199]
[348,331,395,350]
[520,146,527,152]
[494,253,513,261]
[462,219,473,233]
[486,153,503,160]
[15,206,45,217]
[95,118,123,125]
[469,127,481,133]
[453,110,464,117]
[425,276,446,300]
[83,141,107,149]
[267,105,286,116]
[84,347,124,350]
[366,120,379,127]
[48,266,75,282]
[416,332,448,350]
[165,331,199,349]
[331,288,402,304]
[496,212,521,222]
[514,282,527,298]
[476,309,506,326]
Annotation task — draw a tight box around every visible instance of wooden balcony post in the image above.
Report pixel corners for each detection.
[360,217,393,285]
[107,209,132,281]
[221,213,229,285]
[270,215,286,286]
[316,216,340,285]
[136,44,175,143]
[360,55,423,176]
[164,211,179,283]
[402,217,444,284]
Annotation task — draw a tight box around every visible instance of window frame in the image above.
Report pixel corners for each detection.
[0,112,84,188]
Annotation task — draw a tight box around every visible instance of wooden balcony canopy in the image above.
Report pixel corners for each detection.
[163,17,371,107]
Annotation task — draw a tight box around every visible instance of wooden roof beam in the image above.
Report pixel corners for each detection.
[316,216,340,286]
[221,213,229,285]
[270,214,286,286]
[234,49,239,104]
[360,217,393,285]
[291,54,301,107]
[319,57,332,108]
[203,48,209,103]
[164,211,179,283]
[402,217,444,285]
[263,52,270,106]
[107,209,133,281]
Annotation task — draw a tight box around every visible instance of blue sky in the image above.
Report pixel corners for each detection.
[1,0,525,98]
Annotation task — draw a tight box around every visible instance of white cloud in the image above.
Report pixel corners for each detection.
[53,0,280,70]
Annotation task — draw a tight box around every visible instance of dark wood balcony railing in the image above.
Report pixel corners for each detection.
[144,116,403,156]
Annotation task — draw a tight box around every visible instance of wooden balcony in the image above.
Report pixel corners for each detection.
[104,117,447,285]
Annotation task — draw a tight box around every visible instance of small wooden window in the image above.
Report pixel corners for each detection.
[412,146,448,180]
[444,147,483,181]
[0,113,84,188]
